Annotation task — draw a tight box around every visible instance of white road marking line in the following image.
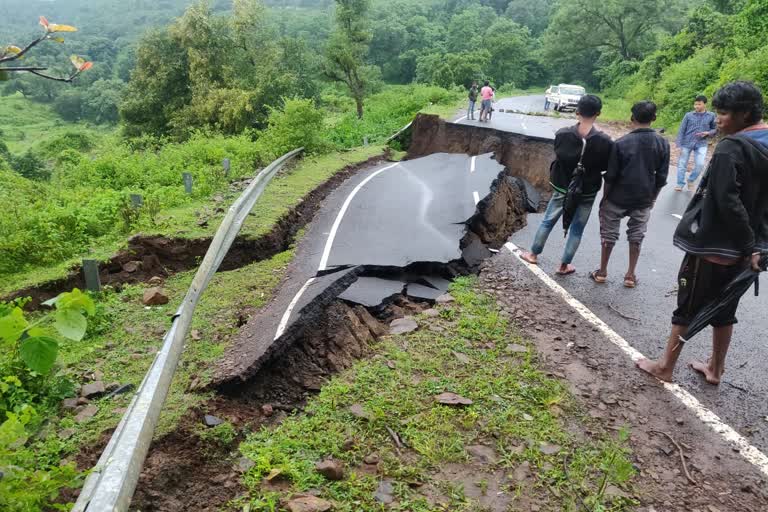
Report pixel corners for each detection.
[455,115,468,123]
[671,214,683,220]
[521,120,528,131]
[470,156,477,174]
[277,162,401,339]
[504,241,768,477]
[274,277,316,340]
[318,163,400,271]
[473,191,480,205]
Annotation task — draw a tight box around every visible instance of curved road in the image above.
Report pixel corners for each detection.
[489,95,768,452]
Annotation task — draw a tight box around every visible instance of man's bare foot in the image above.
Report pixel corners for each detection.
[521,252,538,265]
[636,358,674,382]
[690,359,723,385]
[556,264,576,275]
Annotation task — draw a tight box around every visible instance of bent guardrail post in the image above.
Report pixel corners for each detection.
[72,148,304,512]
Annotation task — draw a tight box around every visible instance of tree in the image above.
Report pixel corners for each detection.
[484,18,532,86]
[416,50,491,88]
[0,16,92,82]
[324,0,378,118]
[504,0,555,36]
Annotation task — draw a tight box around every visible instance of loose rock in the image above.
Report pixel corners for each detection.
[435,392,473,406]
[315,459,345,481]
[284,494,333,512]
[540,443,561,456]
[389,317,418,335]
[261,404,274,417]
[204,414,224,427]
[148,276,164,286]
[423,308,440,317]
[81,381,106,399]
[61,398,79,411]
[123,261,140,273]
[467,444,498,464]
[452,351,471,364]
[75,404,98,423]
[142,287,169,306]
[436,293,455,304]
[349,404,372,420]
[506,343,527,354]
[374,480,395,504]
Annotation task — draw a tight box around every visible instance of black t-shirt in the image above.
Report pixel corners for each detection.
[550,125,614,196]
[469,87,478,101]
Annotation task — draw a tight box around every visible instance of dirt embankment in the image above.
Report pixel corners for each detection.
[4,152,391,309]
[406,113,555,190]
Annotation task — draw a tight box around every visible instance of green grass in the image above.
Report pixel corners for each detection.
[0,145,387,296]
[237,277,638,511]
[599,97,633,123]
[0,92,104,154]
[22,247,295,506]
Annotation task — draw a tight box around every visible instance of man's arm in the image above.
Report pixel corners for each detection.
[708,148,755,253]
[603,141,620,186]
[696,113,718,138]
[676,113,689,147]
[653,139,671,201]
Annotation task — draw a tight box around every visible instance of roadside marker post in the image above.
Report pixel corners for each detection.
[363,136,369,146]
[182,172,193,194]
[223,158,231,178]
[130,194,143,207]
[82,259,101,292]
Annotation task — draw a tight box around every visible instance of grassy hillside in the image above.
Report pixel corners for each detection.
[0,93,104,154]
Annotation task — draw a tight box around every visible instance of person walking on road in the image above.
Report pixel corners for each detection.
[479,81,494,122]
[521,95,614,275]
[637,81,768,384]
[675,95,717,191]
[590,101,670,288]
[468,81,478,120]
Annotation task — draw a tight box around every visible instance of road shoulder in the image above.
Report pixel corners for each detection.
[480,249,768,510]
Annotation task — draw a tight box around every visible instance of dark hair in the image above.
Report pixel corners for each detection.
[484,80,490,86]
[631,101,657,124]
[712,81,765,123]
[576,94,602,118]
[695,95,707,104]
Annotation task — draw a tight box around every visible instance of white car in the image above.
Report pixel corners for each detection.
[545,84,586,112]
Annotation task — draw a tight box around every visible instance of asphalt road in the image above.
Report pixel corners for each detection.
[493,97,768,452]
[455,94,573,139]
[217,152,502,381]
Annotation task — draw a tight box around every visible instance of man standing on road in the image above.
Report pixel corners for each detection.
[590,101,669,288]
[675,95,717,191]
[638,81,768,384]
[521,95,614,275]
[468,81,478,120]
[479,81,494,122]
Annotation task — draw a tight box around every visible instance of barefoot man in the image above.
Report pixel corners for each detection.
[522,95,614,275]
[638,81,768,384]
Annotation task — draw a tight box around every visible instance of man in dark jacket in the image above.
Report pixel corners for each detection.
[638,81,768,384]
[591,101,669,288]
[522,95,614,275]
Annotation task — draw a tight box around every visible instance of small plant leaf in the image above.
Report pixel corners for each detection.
[50,36,66,43]
[20,336,58,373]
[39,16,50,29]
[49,24,77,33]
[54,309,87,341]
[55,288,95,316]
[0,308,29,343]
[6,45,22,54]
[79,61,93,72]
[70,55,86,70]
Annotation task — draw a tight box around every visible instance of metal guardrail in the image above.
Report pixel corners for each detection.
[73,148,304,512]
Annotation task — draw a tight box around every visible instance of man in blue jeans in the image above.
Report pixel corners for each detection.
[675,95,717,191]
[521,95,614,275]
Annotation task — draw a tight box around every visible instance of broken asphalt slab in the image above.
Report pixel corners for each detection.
[213,152,506,386]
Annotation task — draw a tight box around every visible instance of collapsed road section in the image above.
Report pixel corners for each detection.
[214,116,551,387]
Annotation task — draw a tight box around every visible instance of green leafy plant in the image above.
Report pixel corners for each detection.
[0,289,95,375]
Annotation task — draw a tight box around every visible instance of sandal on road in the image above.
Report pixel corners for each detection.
[624,275,639,288]
[589,270,607,283]
[556,265,576,276]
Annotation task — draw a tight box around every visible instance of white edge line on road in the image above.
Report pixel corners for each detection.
[455,115,467,123]
[504,241,768,477]
[318,162,400,271]
[473,191,480,205]
[274,277,316,340]
[671,214,683,220]
[470,156,477,173]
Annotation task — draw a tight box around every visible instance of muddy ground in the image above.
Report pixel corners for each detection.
[479,251,768,511]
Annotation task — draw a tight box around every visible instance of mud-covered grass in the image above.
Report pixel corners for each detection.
[236,277,637,511]
[0,145,386,298]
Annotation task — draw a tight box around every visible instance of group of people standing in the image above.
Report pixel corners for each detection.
[468,81,495,122]
[519,81,768,385]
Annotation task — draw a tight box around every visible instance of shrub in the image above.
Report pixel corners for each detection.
[254,98,326,162]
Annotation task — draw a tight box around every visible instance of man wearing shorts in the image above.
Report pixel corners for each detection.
[479,81,493,122]
[637,81,768,384]
[591,101,669,288]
